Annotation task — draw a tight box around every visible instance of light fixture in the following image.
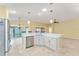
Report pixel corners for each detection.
[38,13,42,16]
[49,26,52,33]
[9,10,16,14]
[18,17,21,27]
[49,3,54,33]
[49,9,53,24]
[50,19,53,24]
[27,9,31,25]
[27,20,30,24]
[42,8,47,12]
[49,3,53,5]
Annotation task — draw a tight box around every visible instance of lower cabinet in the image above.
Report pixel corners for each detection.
[39,36,61,51]
[37,38,40,45]
[45,37,57,50]
[49,39,57,50]
[34,35,45,46]
[39,35,45,46]
[34,37,38,45]
[22,37,26,49]
[34,35,62,51]
[45,36,50,48]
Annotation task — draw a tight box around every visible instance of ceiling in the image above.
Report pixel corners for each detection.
[0,3,79,24]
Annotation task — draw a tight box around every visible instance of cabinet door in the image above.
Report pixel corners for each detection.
[50,39,57,50]
[22,37,26,48]
[34,36,37,45]
[39,35,44,46]
[34,35,40,45]
[37,35,41,45]
[45,36,50,48]
[34,35,44,46]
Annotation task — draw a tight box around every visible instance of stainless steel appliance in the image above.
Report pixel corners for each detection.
[26,36,34,48]
[0,19,10,56]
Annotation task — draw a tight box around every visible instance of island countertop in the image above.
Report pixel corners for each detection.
[22,33,62,38]
[22,33,63,51]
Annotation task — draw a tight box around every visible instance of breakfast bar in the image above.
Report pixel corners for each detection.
[22,33,63,51]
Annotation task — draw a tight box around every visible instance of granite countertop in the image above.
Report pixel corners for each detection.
[22,33,62,39]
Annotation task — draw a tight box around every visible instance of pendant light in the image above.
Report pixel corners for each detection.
[18,17,21,27]
[49,3,59,33]
[49,3,55,33]
[27,9,31,32]
[27,9,31,25]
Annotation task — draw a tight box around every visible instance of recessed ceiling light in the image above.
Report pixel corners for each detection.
[27,20,30,24]
[38,13,42,16]
[9,10,16,14]
[50,20,53,24]
[42,8,47,12]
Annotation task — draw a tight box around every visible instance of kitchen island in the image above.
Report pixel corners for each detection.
[22,33,63,51]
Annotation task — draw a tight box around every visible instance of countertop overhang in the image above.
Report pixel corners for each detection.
[22,33,62,39]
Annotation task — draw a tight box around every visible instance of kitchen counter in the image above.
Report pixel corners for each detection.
[22,33,62,37]
[22,33,35,37]
[44,33,62,39]
[22,33,63,51]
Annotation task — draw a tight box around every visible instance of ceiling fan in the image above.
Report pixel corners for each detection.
[53,19,59,23]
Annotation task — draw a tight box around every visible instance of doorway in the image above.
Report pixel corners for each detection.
[10,26,21,39]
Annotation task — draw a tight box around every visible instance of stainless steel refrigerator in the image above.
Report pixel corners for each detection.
[0,18,10,56]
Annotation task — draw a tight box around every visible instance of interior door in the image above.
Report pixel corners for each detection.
[10,27,21,38]
[0,20,5,56]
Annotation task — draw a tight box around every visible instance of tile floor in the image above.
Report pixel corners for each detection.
[7,38,79,56]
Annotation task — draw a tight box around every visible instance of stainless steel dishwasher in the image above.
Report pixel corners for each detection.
[26,36,34,48]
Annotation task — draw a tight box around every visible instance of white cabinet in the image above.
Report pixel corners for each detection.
[44,35,61,51]
[34,35,39,45]
[39,35,44,46]
[34,35,45,46]
[49,38,57,50]
[49,38,62,51]
[45,36,57,50]
[37,35,41,45]
[34,35,41,45]
[22,37,26,49]
[23,33,62,51]
[45,36,50,48]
